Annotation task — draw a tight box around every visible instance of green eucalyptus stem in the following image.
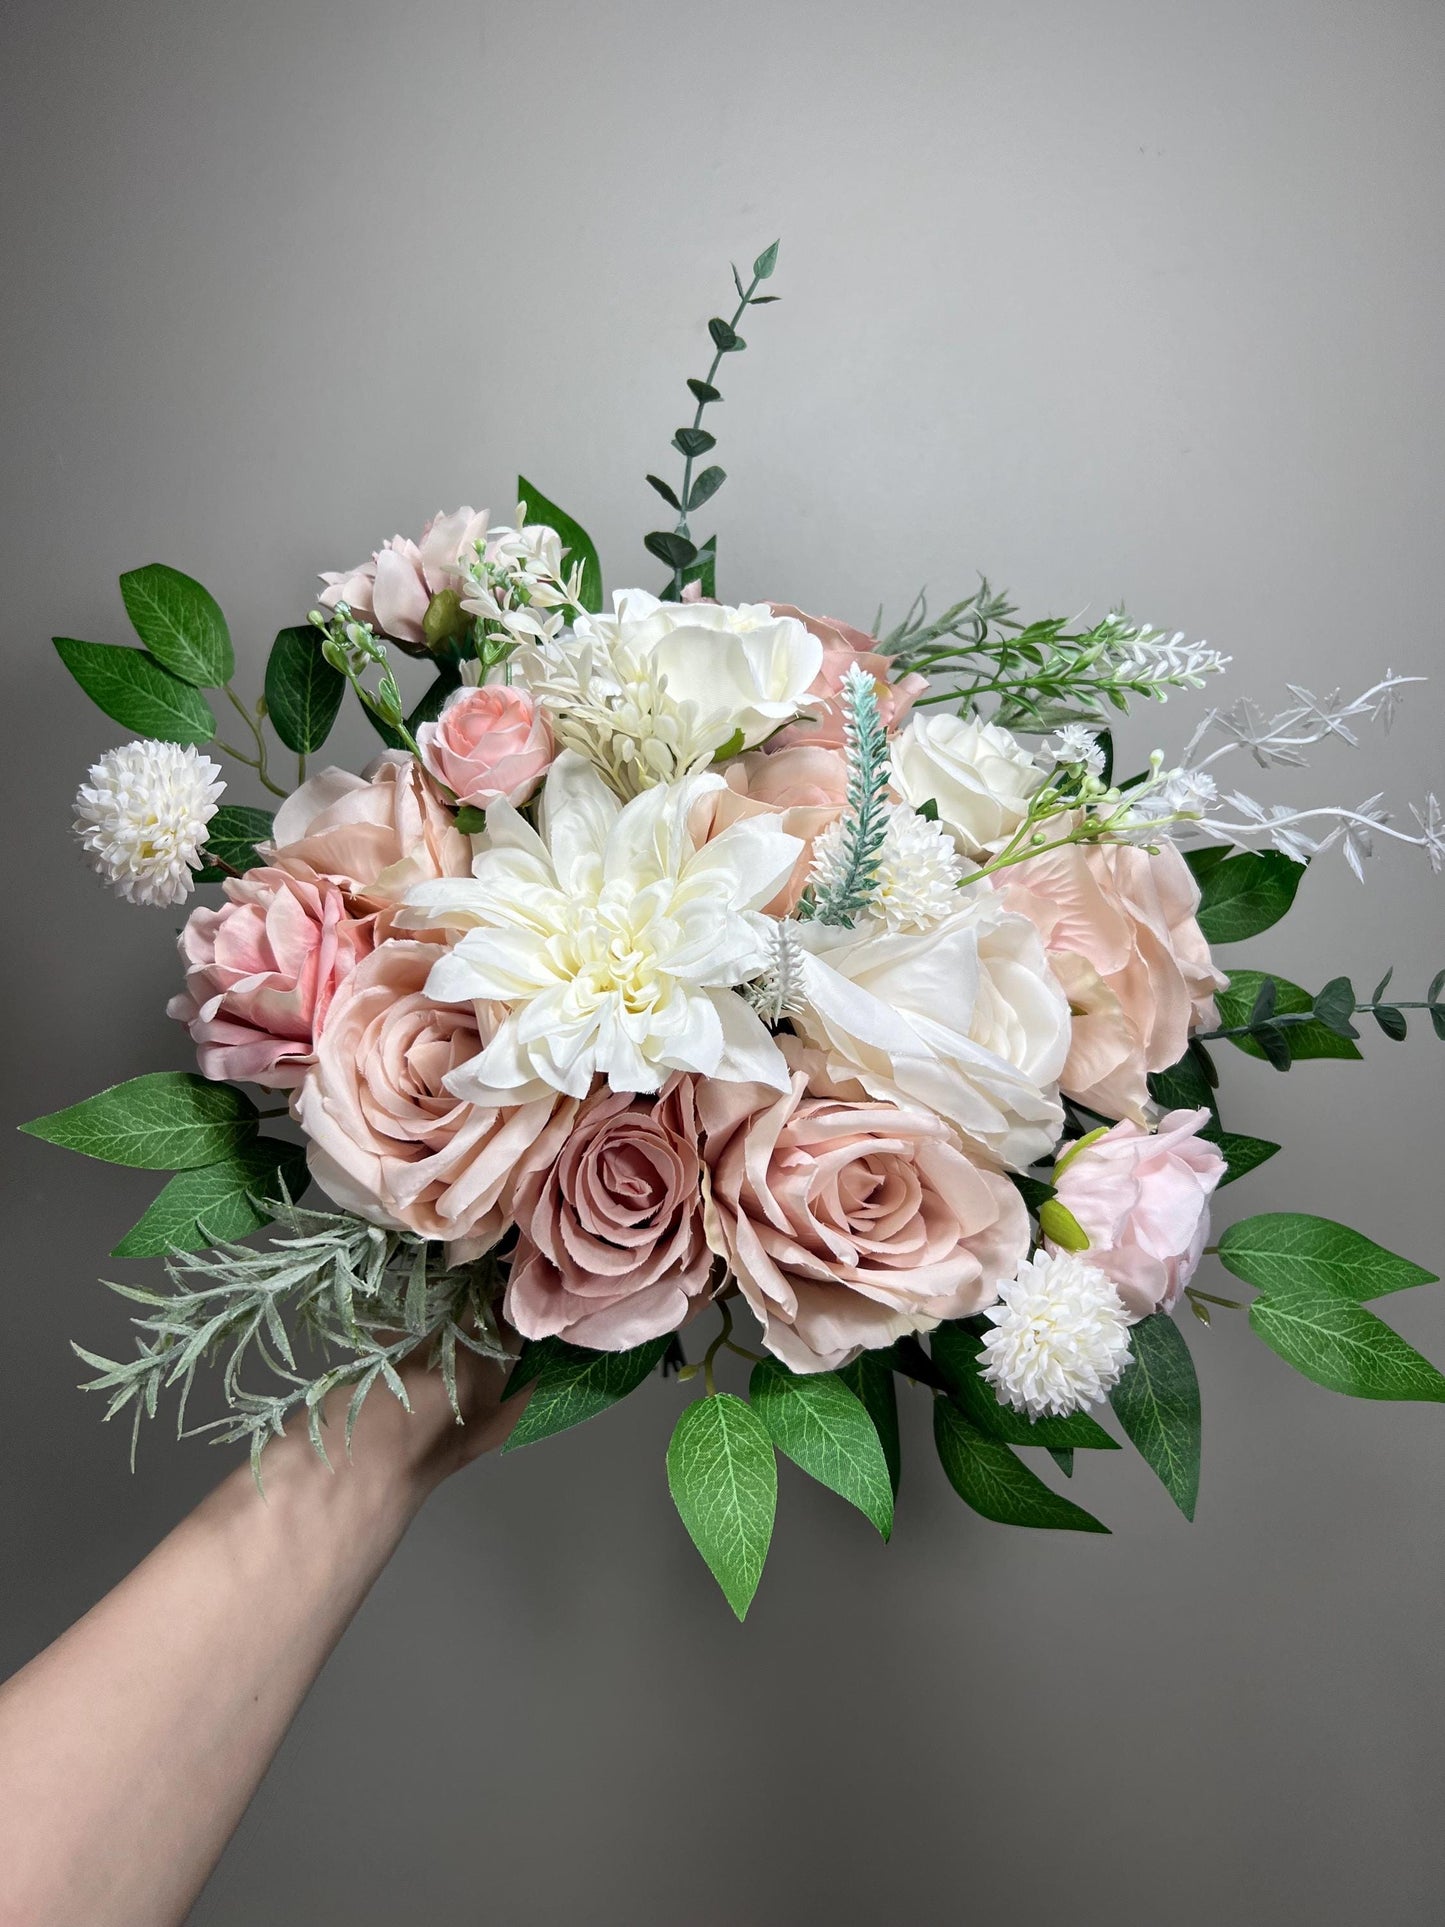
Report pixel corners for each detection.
[668,279,757,593]
[1198,999,1438,1044]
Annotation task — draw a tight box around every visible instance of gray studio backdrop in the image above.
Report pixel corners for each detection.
[3,2,1443,1922]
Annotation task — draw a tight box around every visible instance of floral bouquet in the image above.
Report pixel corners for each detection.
[25,244,1445,1617]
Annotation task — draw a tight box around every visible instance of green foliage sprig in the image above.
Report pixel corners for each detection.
[644,240,780,598]
[805,664,891,925]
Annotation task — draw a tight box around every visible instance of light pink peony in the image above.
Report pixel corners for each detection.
[765,605,928,752]
[168,868,374,1090]
[999,840,1225,1124]
[699,1074,1029,1373]
[295,941,571,1259]
[267,752,471,937]
[319,506,490,653]
[506,1075,714,1349]
[689,744,849,914]
[415,684,554,809]
[1051,1107,1226,1316]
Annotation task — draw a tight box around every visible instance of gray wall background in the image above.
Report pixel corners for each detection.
[3,1,1444,1921]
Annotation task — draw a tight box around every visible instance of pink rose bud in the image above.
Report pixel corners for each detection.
[414,685,555,810]
[1049,1108,1226,1317]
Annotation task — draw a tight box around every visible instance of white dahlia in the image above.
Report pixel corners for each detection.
[978,1249,1133,1419]
[400,750,802,1098]
[73,740,225,908]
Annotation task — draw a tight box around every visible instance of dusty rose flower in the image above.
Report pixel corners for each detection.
[765,605,928,751]
[267,752,471,936]
[506,1075,713,1348]
[999,840,1225,1123]
[689,743,849,914]
[295,941,571,1259]
[1051,1107,1225,1316]
[415,684,555,809]
[168,868,374,1090]
[699,1074,1029,1373]
[318,506,490,653]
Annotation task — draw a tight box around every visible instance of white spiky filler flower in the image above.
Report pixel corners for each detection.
[979,1249,1133,1418]
[73,740,225,907]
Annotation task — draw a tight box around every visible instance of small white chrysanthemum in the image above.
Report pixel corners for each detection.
[1044,724,1106,779]
[73,740,224,907]
[812,802,964,932]
[979,1249,1133,1419]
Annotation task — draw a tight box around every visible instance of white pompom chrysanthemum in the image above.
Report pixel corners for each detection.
[979,1249,1133,1419]
[73,740,225,907]
[810,801,964,933]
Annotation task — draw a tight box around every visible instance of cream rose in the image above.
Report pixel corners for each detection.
[892,711,1044,859]
[295,941,569,1260]
[700,1075,1029,1372]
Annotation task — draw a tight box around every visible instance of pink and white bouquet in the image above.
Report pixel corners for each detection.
[27,245,1445,1616]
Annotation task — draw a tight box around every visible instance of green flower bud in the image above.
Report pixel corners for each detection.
[423,588,469,650]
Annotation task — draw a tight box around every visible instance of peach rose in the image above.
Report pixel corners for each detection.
[319,506,490,654]
[168,868,374,1089]
[765,605,927,752]
[267,752,471,936]
[999,840,1225,1123]
[506,1075,714,1348]
[689,744,849,914]
[699,1073,1029,1373]
[415,684,554,809]
[295,941,571,1259]
[1051,1108,1225,1316]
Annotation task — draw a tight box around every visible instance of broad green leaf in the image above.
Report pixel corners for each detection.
[1194,850,1306,944]
[112,1140,309,1256]
[516,476,603,613]
[118,564,234,686]
[1249,1297,1445,1401]
[749,1359,893,1539]
[21,1073,257,1169]
[1218,1213,1436,1303]
[1215,970,1362,1062]
[194,804,274,882]
[1048,1447,1075,1478]
[838,1352,901,1497]
[1216,1132,1280,1187]
[933,1399,1108,1532]
[930,1323,1119,1450]
[667,1394,778,1619]
[53,639,217,745]
[1110,1314,1201,1519]
[502,1336,668,1451]
[1184,846,1230,887]
[1148,1048,1220,1125]
[263,625,345,753]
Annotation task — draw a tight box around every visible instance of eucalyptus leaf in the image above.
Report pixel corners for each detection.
[686,464,727,511]
[644,531,697,570]
[118,563,234,687]
[749,1359,893,1539]
[646,473,683,511]
[753,240,780,279]
[21,1073,258,1170]
[672,427,716,458]
[686,379,721,404]
[1215,971,1362,1063]
[667,1394,777,1620]
[54,639,217,745]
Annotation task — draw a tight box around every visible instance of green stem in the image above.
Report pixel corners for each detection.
[223,684,288,798]
[702,1299,735,1397]
[668,272,763,597]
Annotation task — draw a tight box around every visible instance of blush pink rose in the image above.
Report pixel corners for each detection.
[506,1076,713,1349]
[319,506,490,654]
[295,941,571,1259]
[168,868,374,1089]
[999,840,1225,1124]
[689,744,849,914]
[267,752,471,936]
[699,1074,1029,1373]
[415,684,555,809]
[1051,1107,1226,1316]
[765,604,928,752]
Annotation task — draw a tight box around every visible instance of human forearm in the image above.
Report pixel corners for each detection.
[0,1379,467,1927]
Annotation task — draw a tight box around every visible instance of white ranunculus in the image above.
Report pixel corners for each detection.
[792,890,1071,1170]
[514,590,823,795]
[399,751,801,1099]
[892,710,1044,859]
